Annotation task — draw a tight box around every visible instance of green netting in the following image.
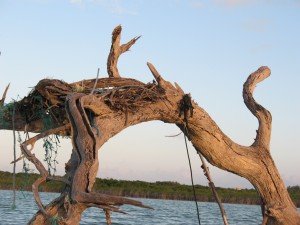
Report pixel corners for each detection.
[51,216,62,225]
[3,93,60,209]
[32,95,54,131]
[0,102,14,129]
[1,93,55,132]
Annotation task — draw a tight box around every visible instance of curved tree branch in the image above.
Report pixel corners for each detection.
[77,63,298,224]
[32,177,49,217]
[65,92,152,214]
[243,66,272,149]
[10,124,70,164]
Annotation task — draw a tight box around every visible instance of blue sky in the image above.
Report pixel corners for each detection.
[0,0,299,188]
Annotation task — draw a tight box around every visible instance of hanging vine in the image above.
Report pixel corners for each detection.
[42,135,60,176]
[17,131,34,196]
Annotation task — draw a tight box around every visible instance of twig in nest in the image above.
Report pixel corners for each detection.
[105,84,163,112]
[90,68,100,95]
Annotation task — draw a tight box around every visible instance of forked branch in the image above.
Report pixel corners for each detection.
[107,25,141,78]
[17,126,71,219]
[10,124,71,164]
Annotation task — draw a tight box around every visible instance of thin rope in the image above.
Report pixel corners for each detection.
[184,129,201,225]
[165,132,182,137]
[12,101,16,209]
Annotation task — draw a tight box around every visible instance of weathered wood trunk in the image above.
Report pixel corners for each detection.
[0,26,299,225]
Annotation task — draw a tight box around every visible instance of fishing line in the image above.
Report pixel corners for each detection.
[184,129,201,225]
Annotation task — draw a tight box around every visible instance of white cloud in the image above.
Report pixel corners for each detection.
[110,0,137,15]
[214,0,256,8]
[67,0,138,15]
[69,0,83,5]
[214,0,300,8]
[190,1,206,10]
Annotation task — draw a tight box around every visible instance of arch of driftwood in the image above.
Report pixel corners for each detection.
[0,26,299,225]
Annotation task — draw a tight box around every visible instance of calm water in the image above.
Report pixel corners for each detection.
[0,190,263,224]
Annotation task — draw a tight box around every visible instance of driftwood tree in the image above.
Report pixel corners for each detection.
[0,26,299,225]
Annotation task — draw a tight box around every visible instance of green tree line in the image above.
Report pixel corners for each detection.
[1,170,299,207]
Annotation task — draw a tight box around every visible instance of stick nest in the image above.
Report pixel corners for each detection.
[104,83,165,112]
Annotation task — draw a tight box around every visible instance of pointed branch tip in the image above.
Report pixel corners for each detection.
[147,62,162,82]
[0,83,10,107]
[174,82,184,95]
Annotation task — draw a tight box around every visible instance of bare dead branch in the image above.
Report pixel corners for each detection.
[90,68,100,95]
[146,62,177,93]
[10,124,70,164]
[196,149,228,225]
[243,66,272,149]
[120,35,141,53]
[147,62,165,85]
[0,83,10,107]
[46,176,71,186]
[74,192,153,210]
[174,82,185,95]
[1,26,299,225]
[85,203,127,214]
[70,78,145,94]
[261,214,269,225]
[21,144,49,178]
[107,25,140,78]
[18,126,71,184]
[104,209,112,225]
[32,177,50,217]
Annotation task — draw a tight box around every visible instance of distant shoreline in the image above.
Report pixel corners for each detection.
[1,170,299,207]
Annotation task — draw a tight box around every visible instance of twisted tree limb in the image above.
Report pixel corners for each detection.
[0,25,299,225]
[243,66,272,149]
